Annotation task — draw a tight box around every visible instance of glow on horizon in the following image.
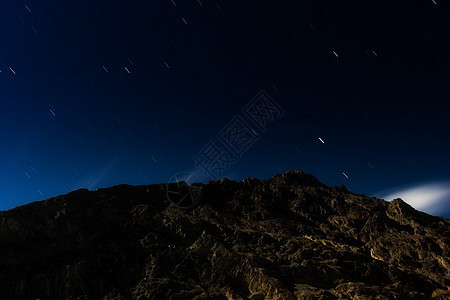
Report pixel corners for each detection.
[377,181,450,215]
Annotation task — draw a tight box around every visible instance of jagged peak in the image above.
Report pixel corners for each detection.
[269,168,324,186]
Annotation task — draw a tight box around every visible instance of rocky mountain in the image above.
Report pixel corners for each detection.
[0,169,449,299]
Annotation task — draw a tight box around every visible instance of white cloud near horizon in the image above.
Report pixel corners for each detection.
[376,181,450,215]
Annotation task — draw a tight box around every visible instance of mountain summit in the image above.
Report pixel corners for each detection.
[0,170,449,299]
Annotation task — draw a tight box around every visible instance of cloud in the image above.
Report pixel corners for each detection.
[376,181,450,216]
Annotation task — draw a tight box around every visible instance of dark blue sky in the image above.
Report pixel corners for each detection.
[1,0,450,216]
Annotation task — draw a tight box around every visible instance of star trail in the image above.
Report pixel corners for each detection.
[0,0,449,217]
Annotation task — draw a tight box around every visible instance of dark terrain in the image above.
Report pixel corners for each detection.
[0,169,449,299]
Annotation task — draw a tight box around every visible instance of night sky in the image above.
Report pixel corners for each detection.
[1,0,450,217]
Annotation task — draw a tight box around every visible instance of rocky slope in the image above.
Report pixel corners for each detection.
[0,169,449,299]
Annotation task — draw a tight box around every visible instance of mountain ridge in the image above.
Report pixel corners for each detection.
[0,169,449,299]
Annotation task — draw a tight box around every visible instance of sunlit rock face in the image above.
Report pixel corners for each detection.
[0,169,449,299]
[377,181,450,217]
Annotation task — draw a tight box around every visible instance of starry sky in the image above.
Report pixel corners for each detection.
[1,0,449,217]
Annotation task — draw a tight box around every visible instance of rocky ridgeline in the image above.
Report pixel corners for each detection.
[0,169,449,299]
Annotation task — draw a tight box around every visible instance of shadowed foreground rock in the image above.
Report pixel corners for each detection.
[0,169,449,299]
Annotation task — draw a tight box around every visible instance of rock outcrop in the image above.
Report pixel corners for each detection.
[0,169,449,299]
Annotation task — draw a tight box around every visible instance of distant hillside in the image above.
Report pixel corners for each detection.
[0,169,449,299]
